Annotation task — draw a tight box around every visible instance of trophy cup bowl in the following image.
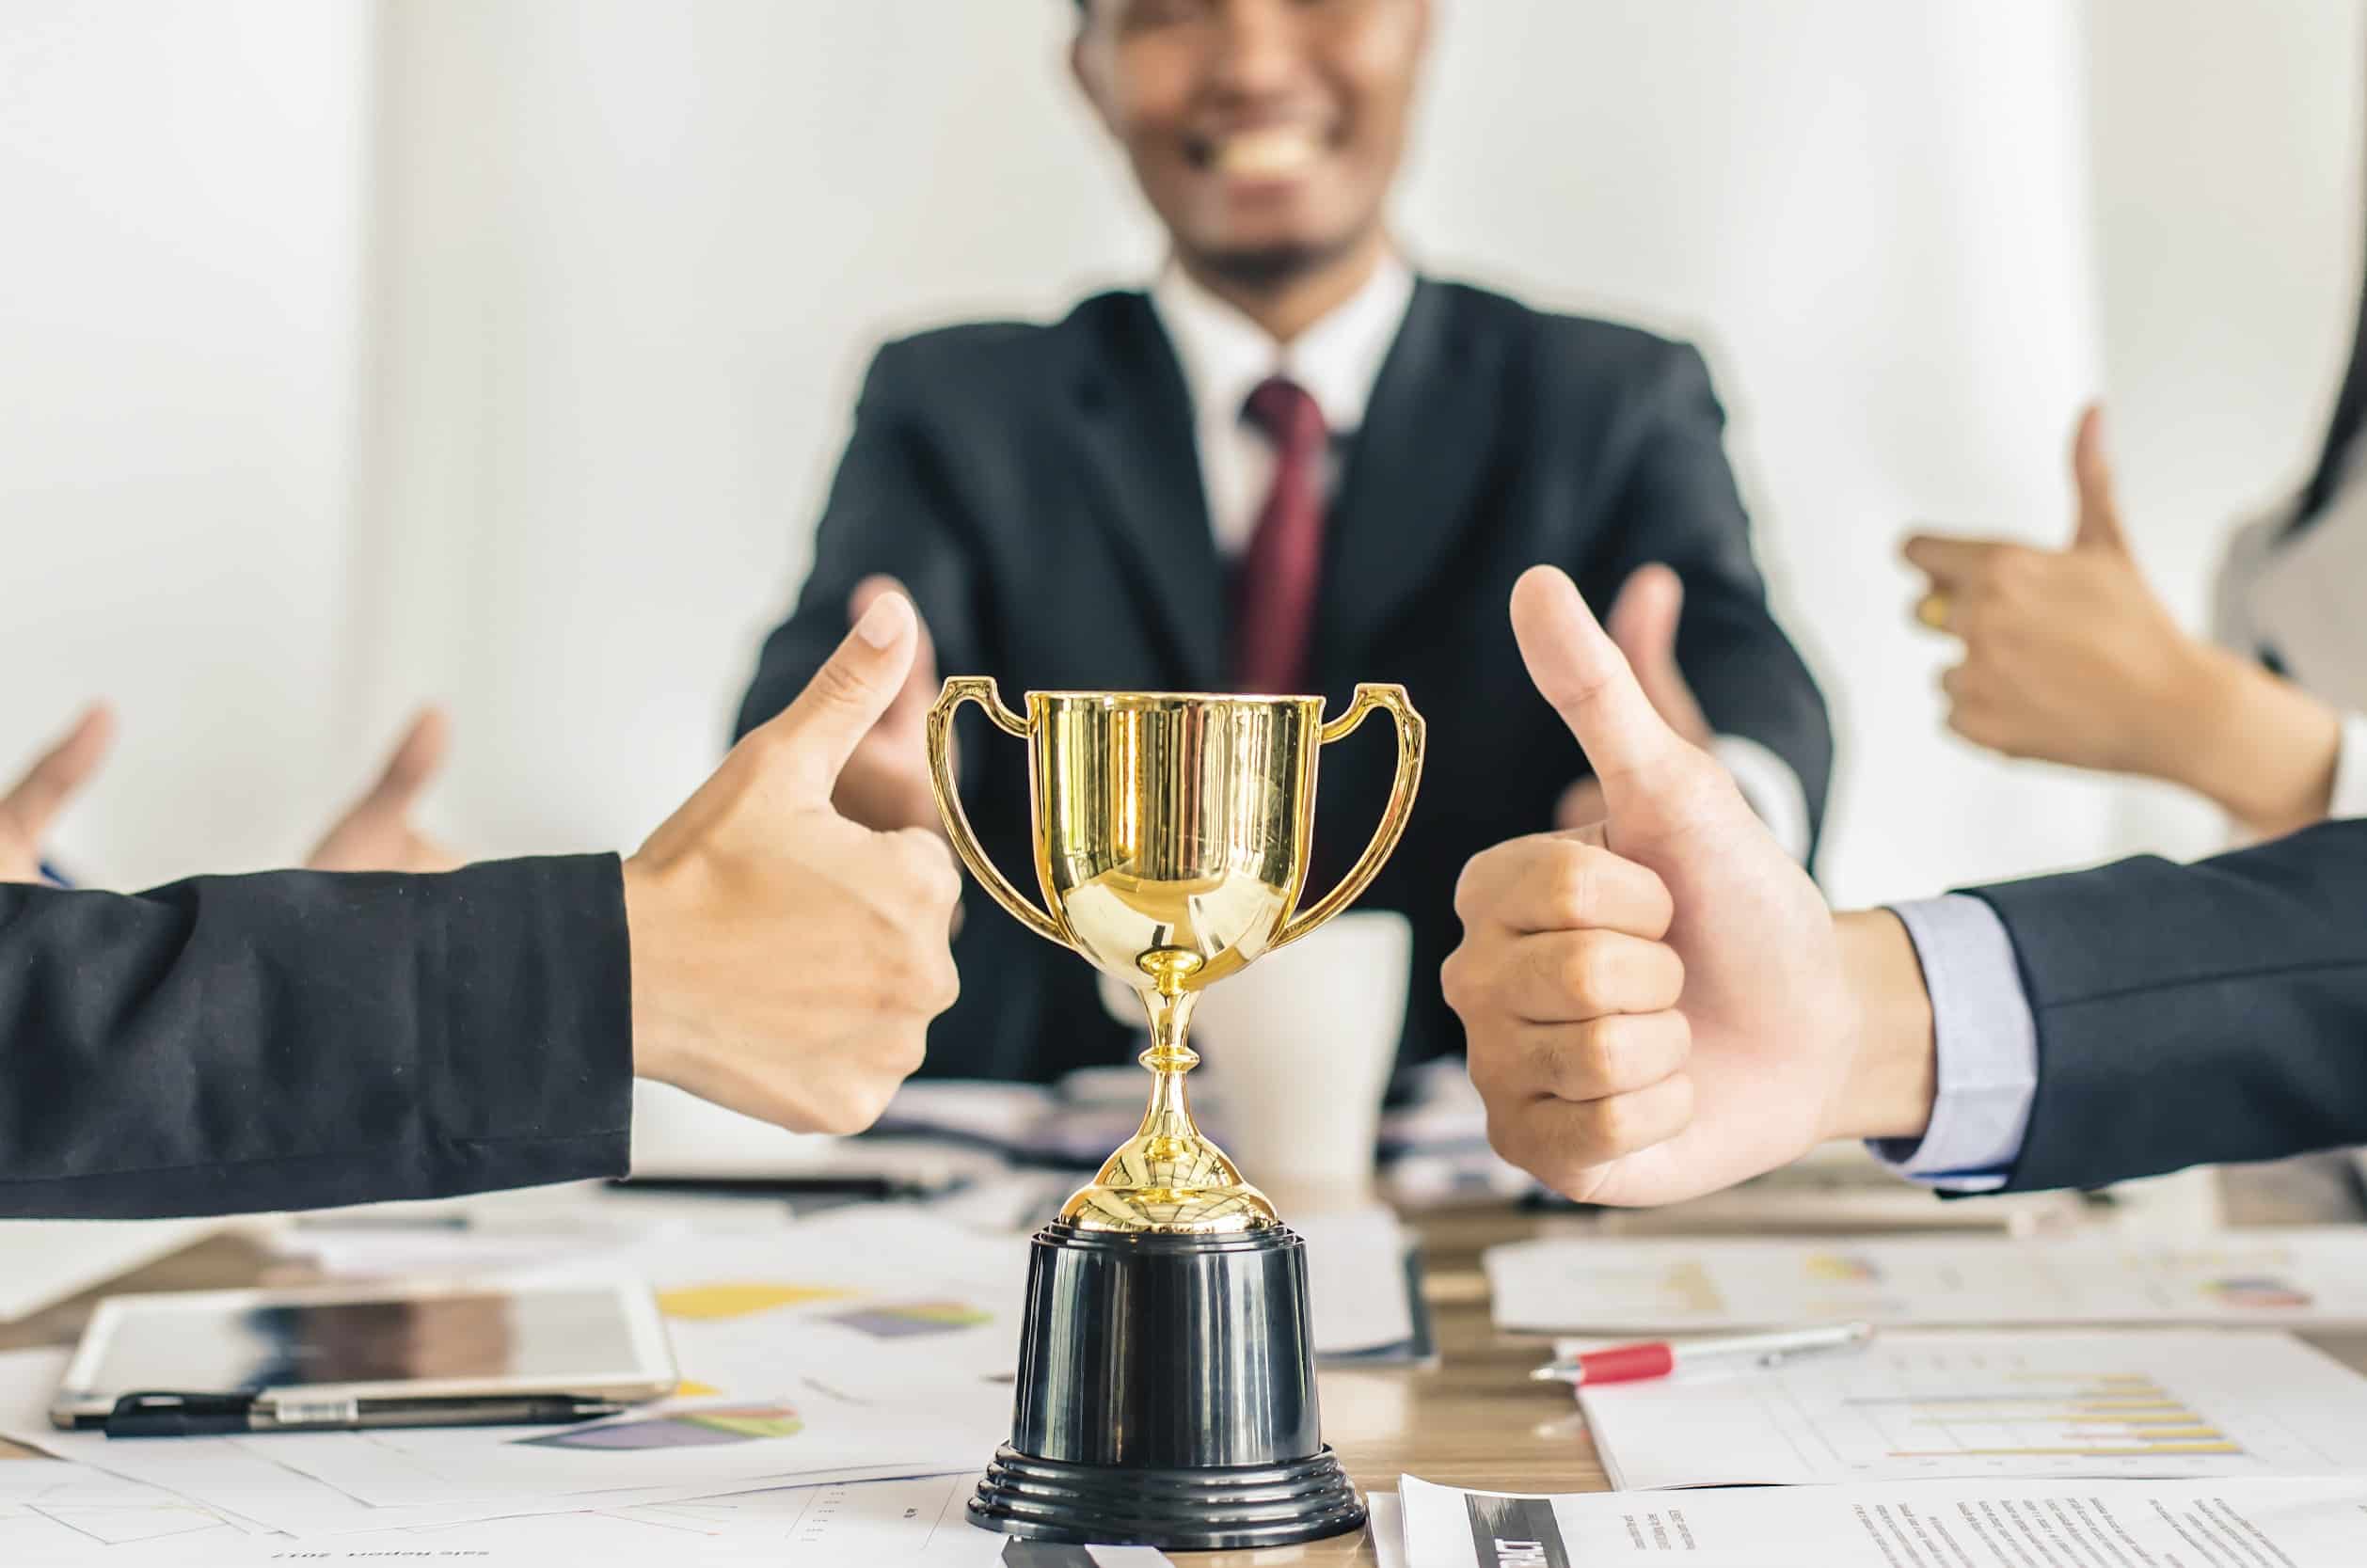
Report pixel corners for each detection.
[927,679,1423,1551]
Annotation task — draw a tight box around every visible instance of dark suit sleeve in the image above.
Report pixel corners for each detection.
[0,855,632,1219]
[1968,820,2367,1193]
[1584,343,1835,850]
[737,342,984,742]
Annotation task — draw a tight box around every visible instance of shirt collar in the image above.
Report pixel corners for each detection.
[1149,250,1417,437]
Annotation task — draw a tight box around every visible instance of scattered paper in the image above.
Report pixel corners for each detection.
[0,1458,1020,1564]
[1367,1490,1406,1568]
[1397,1472,2367,1567]
[0,1457,257,1560]
[1,1347,869,1539]
[1574,1328,2367,1490]
[1487,1228,2367,1333]
[276,1180,795,1277]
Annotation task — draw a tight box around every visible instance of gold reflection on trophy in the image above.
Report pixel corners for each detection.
[927,681,1423,1235]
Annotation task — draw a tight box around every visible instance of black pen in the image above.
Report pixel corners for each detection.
[103,1391,627,1438]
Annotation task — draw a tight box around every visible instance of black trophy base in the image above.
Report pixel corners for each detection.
[968,1442,1365,1551]
[971,1220,1366,1550]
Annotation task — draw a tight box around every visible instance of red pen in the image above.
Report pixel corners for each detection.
[1529,1322,1875,1386]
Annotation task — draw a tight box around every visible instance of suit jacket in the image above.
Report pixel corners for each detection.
[739,279,1834,1083]
[0,856,630,1219]
[1972,819,2367,1193]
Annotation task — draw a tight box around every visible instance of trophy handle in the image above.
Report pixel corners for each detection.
[927,676,1069,949]
[1273,682,1426,951]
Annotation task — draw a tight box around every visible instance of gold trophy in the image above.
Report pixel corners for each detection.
[928,679,1422,1550]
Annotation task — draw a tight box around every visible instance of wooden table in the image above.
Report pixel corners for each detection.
[6,1157,2362,1564]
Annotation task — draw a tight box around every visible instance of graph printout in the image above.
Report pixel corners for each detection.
[1575,1329,2367,1490]
[1487,1228,2367,1332]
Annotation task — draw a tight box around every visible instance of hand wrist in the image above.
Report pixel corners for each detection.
[2171,648,2341,836]
[619,855,687,1090]
[1824,909,1937,1144]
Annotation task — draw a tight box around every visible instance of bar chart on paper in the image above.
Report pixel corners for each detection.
[1577,1331,2367,1490]
[1840,1367,2239,1463]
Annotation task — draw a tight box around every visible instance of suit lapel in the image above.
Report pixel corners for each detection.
[1318,280,1505,674]
[1067,294,1228,690]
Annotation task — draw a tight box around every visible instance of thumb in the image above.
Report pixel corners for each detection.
[1,701,118,842]
[850,575,938,734]
[763,589,919,801]
[357,707,451,816]
[2070,403,2128,554]
[1511,566,1685,813]
[1607,563,1711,742]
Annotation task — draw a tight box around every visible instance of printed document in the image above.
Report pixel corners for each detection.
[1572,1329,2367,1490]
[1396,1472,2367,1567]
[1486,1229,2367,1332]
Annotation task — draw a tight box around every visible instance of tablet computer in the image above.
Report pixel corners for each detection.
[51,1277,678,1434]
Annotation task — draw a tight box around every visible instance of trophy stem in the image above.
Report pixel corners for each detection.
[1133,988,1200,1150]
[1138,987,1199,1076]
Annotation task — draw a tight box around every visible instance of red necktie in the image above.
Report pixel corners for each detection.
[1231,376,1328,694]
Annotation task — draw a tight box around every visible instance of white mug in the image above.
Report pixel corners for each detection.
[1098,910,1411,1212]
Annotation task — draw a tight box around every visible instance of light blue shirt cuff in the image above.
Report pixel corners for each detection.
[2328,710,2367,820]
[1867,894,2037,1192]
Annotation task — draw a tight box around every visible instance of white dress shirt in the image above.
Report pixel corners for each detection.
[1146,257,1812,859]
[1150,254,1416,560]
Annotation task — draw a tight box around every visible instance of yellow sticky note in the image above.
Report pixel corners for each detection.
[658,1283,855,1321]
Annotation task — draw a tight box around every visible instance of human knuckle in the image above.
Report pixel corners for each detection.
[810,656,875,710]
[1545,844,1597,927]
[922,949,961,1013]
[1649,943,1685,1006]
[1451,857,1485,924]
[1988,546,2046,594]
[1570,1017,1631,1094]
[1438,949,1472,1012]
[1589,1091,1651,1154]
[1556,933,1609,1011]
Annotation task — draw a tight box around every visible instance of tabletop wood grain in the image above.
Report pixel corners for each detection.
[5,1155,2361,1565]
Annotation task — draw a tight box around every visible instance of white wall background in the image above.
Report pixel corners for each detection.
[4,0,2360,911]
[0,1,373,882]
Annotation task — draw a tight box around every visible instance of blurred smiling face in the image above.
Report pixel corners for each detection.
[1072,0,1430,279]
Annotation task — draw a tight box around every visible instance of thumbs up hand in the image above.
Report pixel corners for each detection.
[624,589,961,1135]
[0,703,116,884]
[1553,564,1713,831]
[1445,569,1923,1207]
[305,709,465,874]
[1901,404,2202,778]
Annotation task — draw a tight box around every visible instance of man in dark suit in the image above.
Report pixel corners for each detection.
[738,0,1833,1082]
[1445,567,2367,1204]
[2,596,961,1218]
